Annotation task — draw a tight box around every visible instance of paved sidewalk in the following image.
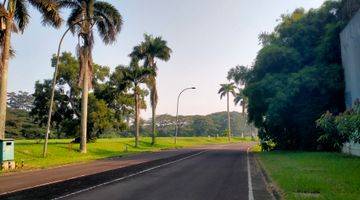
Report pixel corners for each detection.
[0,148,202,195]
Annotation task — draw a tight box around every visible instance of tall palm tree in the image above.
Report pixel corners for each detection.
[59,0,122,153]
[234,88,247,137]
[234,88,246,114]
[130,34,172,145]
[218,83,236,141]
[0,0,62,139]
[121,60,154,147]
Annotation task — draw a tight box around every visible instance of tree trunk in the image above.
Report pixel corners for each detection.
[80,53,89,153]
[0,18,13,140]
[151,92,156,145]
[134,90,139,148]
[151,83,157,145]
[149,73,157,146]
[227,92,231,141]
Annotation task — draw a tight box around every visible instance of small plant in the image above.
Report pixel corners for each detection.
[316,112,346,151]
[317,100,360,151]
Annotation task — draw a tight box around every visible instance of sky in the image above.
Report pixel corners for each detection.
[9,0,325,119]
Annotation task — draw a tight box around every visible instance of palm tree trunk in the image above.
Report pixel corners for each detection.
[242,102,245,138]
[134,90,139,148]
[0,18,13,139]
[151,104,156,145]
[227,92,231,141]
[80,53,89,153]
[149,74,157,146]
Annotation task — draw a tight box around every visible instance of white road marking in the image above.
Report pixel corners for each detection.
[53,150,207,200]
[247,147,254,200]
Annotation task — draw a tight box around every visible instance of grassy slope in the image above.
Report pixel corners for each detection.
[14,137,247,170]
[257,151,360,200]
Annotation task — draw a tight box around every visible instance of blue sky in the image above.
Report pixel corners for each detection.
[9,0,324,118]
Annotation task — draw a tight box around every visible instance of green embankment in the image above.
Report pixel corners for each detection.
[257,151,360,200]
[13,137,248,170]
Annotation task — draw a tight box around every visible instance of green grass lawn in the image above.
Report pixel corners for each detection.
[12,137,248,171]
[257,151,360,200]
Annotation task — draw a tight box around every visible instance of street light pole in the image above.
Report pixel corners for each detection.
[42,18,98,157]
[174,87,196,144]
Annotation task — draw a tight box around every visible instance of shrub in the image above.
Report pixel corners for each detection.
[337,101,360,143]
[316,112,347,151]
[317,101,360,151]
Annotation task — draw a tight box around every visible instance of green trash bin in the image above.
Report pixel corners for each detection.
[0,139,14,162]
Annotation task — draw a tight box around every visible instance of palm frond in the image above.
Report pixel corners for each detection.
[94,1,122,44]
[66,5,82,34]
[14,0,29,32]
[28,0,62,27]
[58,0,80,9]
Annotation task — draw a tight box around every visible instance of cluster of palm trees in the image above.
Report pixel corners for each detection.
[0,1,171,154]
[123,35,172,148]
[218,83,247,141]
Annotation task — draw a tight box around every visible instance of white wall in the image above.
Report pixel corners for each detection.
[340,10,360,156]
[341,11,360,108]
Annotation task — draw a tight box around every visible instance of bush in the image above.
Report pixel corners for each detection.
[317,101,360,151]
[337,101,360,143]
[316,112,347,151]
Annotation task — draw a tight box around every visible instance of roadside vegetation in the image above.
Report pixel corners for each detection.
[258,151,360,200]
[224,0,360,151]
[240,1,360,199]
[13,137,250,170]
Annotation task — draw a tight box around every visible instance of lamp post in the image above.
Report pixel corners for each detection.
[174,87,196,144]
[42,18,98,157]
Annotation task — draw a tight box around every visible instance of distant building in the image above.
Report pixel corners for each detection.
[340,10,360,108]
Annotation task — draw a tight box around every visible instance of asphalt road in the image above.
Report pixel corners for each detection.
[60,143,273,200]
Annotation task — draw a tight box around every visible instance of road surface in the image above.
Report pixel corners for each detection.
[59,143,273,200]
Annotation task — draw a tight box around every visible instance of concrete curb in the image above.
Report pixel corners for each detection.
[253,154,282,200]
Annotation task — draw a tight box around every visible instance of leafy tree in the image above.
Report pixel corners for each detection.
[192,117,218,136]
[130,34,172,145]
[0,0,62,139]
[7,91,34,111]
[6,108,45,139]
[226,0,354,150]
[59,0,123,153]
[120,61,154,147]
[218,83,236,141]
[88,95,114,138]
[142,112,254,137]
[31,52,125,139]
[227,65,252,86]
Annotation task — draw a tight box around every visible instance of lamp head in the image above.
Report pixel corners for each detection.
[191,87,196,89]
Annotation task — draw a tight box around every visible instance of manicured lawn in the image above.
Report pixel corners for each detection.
[257,151,360,200]
[12,137,248,170]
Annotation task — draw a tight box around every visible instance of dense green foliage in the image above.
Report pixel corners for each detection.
[7,52,256,140]
[29,52,136,139]
[141,112,256,137]
[317,101,360,151]
[5,91,44,138]
[6,108,45,139]
[228,0,360,150]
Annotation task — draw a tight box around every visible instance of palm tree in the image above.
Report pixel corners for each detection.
[121,60,154,147]
[234,88,247,137]
[130,34,172,145]
[234,88,246,114]
[218,83,236,141]
[0,0,62,139]
[59,0,122,153]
